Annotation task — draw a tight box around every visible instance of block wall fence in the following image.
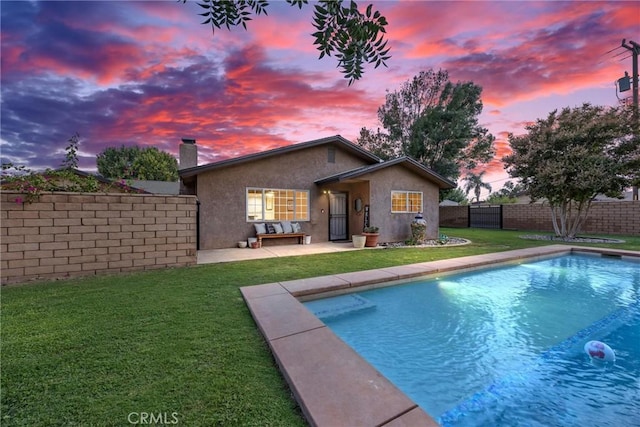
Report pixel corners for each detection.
[1,192,198,285]
[440,201,640,236]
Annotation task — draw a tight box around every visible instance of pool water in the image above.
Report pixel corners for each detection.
[304,254,640,426]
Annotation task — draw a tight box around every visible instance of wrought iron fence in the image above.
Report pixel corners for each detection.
[468,205,502,229]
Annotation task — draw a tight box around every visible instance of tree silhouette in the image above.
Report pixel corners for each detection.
[357,69,495,181]
[182,0,390,85]
[97,146,178,181]
[503,103,632,238]
[463,171,491,203]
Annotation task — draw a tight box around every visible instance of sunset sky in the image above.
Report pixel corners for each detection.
[1,1,638,195]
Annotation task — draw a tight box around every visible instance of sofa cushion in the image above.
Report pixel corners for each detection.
[273,223,284,234]
[254,223,266,234]
[281,221,293,233]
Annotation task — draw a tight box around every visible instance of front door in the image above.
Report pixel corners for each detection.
[329,192,348,240]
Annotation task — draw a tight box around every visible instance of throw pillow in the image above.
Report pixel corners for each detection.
[266,223,276,234]
[273,223,284,234]
[281,221,293,233]
[291,222,301,233]
[254,223,266,234]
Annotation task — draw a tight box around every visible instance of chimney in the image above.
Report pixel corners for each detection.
[179,138,197,169]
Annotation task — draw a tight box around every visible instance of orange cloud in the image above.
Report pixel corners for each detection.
[2,0,637,178]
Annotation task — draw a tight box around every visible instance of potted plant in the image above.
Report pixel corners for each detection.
[410,213,427,245]
[352,234,366,248]
[362,226,380,247]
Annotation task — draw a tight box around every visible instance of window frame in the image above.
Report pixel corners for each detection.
[391,190,423,213]
[246,187,310,222]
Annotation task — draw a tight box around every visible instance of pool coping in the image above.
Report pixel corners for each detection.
[239,245,640,427]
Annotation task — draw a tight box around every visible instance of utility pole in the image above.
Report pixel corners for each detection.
[621,39,639,200]
[621,39,639,110]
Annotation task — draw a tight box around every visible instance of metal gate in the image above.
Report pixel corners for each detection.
[329,193,348,240]
[469,205,502,229]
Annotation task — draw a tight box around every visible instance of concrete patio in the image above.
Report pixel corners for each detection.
[197,241,361,264]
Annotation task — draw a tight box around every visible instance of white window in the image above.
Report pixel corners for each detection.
[391,191,423,213]
[246,188,309,221]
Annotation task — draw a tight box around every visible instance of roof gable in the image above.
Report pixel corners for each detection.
[179,135,380,178]
[315,156,456,189]
[129,180,180,195]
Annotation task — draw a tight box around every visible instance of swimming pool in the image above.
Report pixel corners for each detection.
[304,254,640,426]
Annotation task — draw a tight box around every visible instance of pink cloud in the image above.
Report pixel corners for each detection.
[2,0,637,190]
[382,1,637,110]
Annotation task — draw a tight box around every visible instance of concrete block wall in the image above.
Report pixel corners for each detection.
[502,201,639,235]
[501,204,555,232]
[1,192,198,285]
[438,205,468,228]
[440,201,639,236]
[581,201,640,235]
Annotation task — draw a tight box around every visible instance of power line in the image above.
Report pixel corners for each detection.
[600,45,624,56]
[596,45,630,65]
[459,175,513,185]
[485,176,514,185]
[597,50,630,65]
[610,49,629,59]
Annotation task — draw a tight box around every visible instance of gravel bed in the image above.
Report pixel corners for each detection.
[519,235,625,244]
[377,234,625,248]
[380,237,470,248]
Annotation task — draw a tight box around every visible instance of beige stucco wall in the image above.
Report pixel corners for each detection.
[196,144,371,249]
[361,166,441,242]
[321,180,371,239]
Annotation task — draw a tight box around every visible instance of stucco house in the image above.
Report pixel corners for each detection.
[178,135,455,250]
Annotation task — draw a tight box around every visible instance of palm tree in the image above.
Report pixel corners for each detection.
[463,171,492,203]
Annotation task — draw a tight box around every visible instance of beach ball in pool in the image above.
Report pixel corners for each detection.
[584,340,615,363]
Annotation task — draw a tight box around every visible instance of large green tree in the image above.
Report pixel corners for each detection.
[357,69,495,181]
[503,103,633,239]
[613,104,640,199]
[97,146,178,181]
[485,180,525,204]
[183,0,390,85]
[440,187,468,205]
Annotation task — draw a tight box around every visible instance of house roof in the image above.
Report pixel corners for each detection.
[178,135,381,178]
[67,168,112,184]
[73,170,182,195]
[129,180,180,195]
[593,190,635,202]
[315,156,456,189]
[69,169,152,193]
[0,168,151,194]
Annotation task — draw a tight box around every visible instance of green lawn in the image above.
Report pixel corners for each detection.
[2,228,639,426]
